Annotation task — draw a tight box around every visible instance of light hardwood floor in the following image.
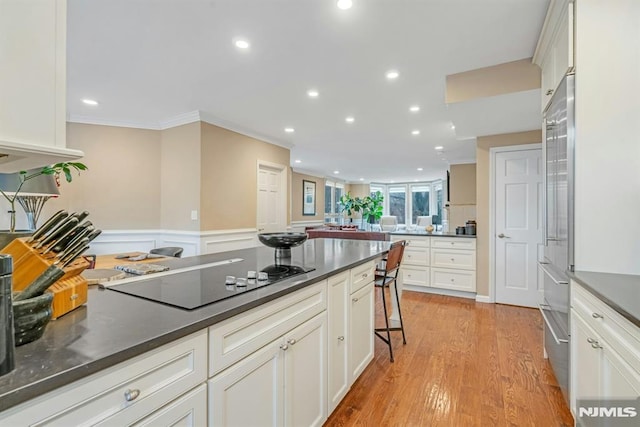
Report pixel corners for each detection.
[325,290,574,426]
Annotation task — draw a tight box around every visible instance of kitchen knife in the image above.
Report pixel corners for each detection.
[41,220,91,255]
[54,226,94,257]
[13,265,65,301]
[49,221,93,254]
[60,245,91,268]
[84,229,102,244]
[72,211,90,223]
[56,237,89,264]
[33,213,81,248]
[26,210,68,243]
[34,217,79,250]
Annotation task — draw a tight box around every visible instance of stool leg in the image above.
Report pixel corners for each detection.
[380,284,394,362]
[392,279,407,345]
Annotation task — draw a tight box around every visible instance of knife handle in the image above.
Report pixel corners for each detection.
[35,217,79,249]
[27,210,68,243]
[51,222,92,253]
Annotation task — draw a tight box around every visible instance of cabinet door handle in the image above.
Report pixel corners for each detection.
[591,342,603,349]
[287,338,297,345]
[280,344,289,351]
[124,389,140,402]
[592,313,603,319]
[352,297,359,302]
[337,336,345,341]
[546,89,554,95]
[586,337,596,343]
[450,258,455,262]
[362,273,368,278]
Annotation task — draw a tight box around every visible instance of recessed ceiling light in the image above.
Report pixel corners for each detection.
[359,178,364,181]
[435,146,444,150]
[417,167,423,171]
[451,124,456,130]
[411,130,420,135]
[414,179,419,182]
[82,99,98,106]
[386,70,399,80]
[284,127,295,133]
[390,180,395,183]
[294,159,301,163]
[307,89,319,98]
[409,105,420,112]
[345,116,355,123]
[234,39,250,49]
[334,170,340,174]
[337,0,353,10]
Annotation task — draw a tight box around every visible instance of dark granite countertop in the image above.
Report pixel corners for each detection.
[570,270,640,329]
[0,238,389,413]
[390,230,476,238]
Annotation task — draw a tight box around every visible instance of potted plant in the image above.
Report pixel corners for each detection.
[339,192,365,223]
[362,191,384,225]
[0,162,88,233]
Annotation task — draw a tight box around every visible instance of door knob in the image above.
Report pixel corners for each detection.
[498,233,510,239]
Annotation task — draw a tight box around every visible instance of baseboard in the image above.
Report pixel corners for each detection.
[403,285,477,300]
[475,295,493,303]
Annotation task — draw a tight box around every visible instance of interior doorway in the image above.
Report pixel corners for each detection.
[491,144,543,308]
[257,161,287,233]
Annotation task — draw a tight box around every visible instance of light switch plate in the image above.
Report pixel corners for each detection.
[191,210,198,220]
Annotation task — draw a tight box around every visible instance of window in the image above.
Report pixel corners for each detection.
[371,179,444,227]
[388,186,406,224]
[324,180,345,222]
[411,185,429,224]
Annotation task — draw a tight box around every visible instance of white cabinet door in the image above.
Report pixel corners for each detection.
[349,283,374,384]
[209,341,284,427]
[601,341,640,399]
[327,272,350,413]
[570,311,601,412]
[283,313,328,427]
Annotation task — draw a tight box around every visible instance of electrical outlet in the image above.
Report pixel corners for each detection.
[191,210,198,221]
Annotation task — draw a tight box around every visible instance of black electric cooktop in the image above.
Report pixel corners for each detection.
[106,251,315,310]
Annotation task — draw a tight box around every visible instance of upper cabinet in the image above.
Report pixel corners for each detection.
[533,0,574,112]
[0,0,83,172]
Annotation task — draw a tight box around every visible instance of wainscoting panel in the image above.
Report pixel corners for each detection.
[289,220,325,233]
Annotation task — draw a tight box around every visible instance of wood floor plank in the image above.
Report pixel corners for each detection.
[325,291,574,426]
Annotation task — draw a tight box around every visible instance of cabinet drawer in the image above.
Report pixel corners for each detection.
[431,237,476,250]
[402,267,429,287]
[0,330,208,426]
[431,249,475,270]
[134,383,207,427]
[398,236,429,248]
[403,247,429,266]
[350,261,375,294]
[430,268,476,292]
[572,282,640,375]
[209,281,327,376]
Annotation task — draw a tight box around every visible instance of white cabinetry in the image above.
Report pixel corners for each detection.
[396,235,430,288]
[209,281,327,426]
[349,281,374,383]
[534,0,574,111]
[209,312,327,427]
[570,282,640,416]
[327,272,350,412]
[0,330,208,426]
[431,237,476,293]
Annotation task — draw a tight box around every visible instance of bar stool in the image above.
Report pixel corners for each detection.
[374,240,407,362]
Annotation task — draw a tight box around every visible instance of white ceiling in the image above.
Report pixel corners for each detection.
[67,0,548,183]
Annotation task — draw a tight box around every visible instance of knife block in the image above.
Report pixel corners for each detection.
[1,238,89,319]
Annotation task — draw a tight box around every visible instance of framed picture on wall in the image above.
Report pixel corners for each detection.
[303,180,316,216]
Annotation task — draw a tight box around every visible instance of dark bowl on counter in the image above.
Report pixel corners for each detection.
[12,292,53,346]
[258,232,308,249]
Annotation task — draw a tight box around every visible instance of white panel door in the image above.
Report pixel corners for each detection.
[257,164,285,233]
[327,273,349,413]
[283,313,327,427]
[495,148,543,307]
[208,340,283,427]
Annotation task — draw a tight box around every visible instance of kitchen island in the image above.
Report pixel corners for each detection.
[0,238,389,425]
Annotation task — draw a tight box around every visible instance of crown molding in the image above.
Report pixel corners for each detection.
[67,114,162,130]
[68,110,294,150]
[198,111,293,149]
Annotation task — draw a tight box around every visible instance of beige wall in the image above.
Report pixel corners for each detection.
[348,183,370,200]
[160,122,201,231]
[446,58,541,103]
[449,163,476,204]
[291,172,325,222]
[475,130,541,297]
[43,123,162,229]
[200,122,290,230]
